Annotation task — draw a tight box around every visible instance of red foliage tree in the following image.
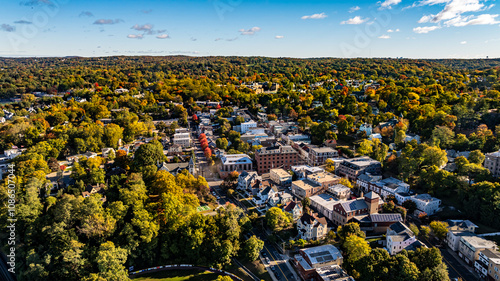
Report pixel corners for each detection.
[204,147,212,158]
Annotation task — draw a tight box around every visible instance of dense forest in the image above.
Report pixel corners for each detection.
[1,56,500,280]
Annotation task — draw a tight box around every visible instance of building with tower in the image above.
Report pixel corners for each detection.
[330,191,382,226]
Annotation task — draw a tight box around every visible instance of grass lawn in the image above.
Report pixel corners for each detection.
[132,269,219,281]
[225,259,272,281]
[243,260,273,281]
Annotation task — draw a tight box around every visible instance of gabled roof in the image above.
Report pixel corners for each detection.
[284,201,301,212]
[300,213,327,227]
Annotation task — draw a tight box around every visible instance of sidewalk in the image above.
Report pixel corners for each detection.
[445,248,479,278]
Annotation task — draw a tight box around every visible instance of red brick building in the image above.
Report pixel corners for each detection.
[255,145,302,174]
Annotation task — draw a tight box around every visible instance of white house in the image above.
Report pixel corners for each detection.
[102,147,115,158]
[359,123,372,136]
[283,201,303,221]
[297,212,328,240]
[4,148,25,159]
[252,185,278,206]
[240,120,258,134]
[447,231,475,252]
[173,132,191,147]
[411,194,441,215]
[386,222,417,255]
[369,133,382,141]
[237,171,261,191]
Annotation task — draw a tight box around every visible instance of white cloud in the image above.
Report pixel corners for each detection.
[379,0,402,9]
[418,14,435,23]
[131,24,153,31]
[387,28,400,32]
[445,13,500,26]
[301,13,328,19]
[413,25,441,33]
[379,34,391,39]
[349,6,361,13]
[275,35,284,39]
[156,34,169,39]
[127,34,143,39]
[93,19,123,25]
[239,26,261,35]
[341,16,369,24]
[460,40,467,44]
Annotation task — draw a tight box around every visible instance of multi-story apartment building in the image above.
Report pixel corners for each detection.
[459,235,497,265]
[487,250,500,281]
[255,145,302,174]
[306,172,341,189]
[297,212,328,240]
[475,249,500,279]
[292,179,322,199]
[173,132,191,147]
[336,157,382,180]
[485,151,500,177]
[270,168,293,186]
[217,154,253,178]
[308,147,339,166]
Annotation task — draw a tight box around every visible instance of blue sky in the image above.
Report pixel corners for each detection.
[0,0,499,58]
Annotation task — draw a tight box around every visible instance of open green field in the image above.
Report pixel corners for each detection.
[132,269,220,281]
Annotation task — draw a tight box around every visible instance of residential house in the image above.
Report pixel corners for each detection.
[253,185,279,206]
[4,147,25,159]
[82,184,106,202]
[357,175,410,200]
[270,168,293,187]
[66,151,98,163]
[283,201,303,221]
[101,147,115,159]
[359,124,373,136]
[237,171,261,191]
[157,161,194,176]
[297,212,328,240]
[268,192,293,207]
[487,249,500,281]
[459,235,498,265]
[336,157,382,181]
[446,219,478,233]
[447,231,475,252]
[369,133,382,141]
[475,249,500,279]
[308,147,339,166]
[217,154,253,178]
[167,144,183,156]
[485,150,500,177]
[239,120,258,134]
[385,222,417,255]
[405,134,421,144]
[410,194,441,215]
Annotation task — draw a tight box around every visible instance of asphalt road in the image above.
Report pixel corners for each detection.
[439,246,479,281]
[251,228,296,281]
[0,253,15,281]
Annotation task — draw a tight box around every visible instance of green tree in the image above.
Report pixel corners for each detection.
[344,234,371,264]
[357,139,373,156]
[243,235,264,261]
[133,141,164,168]
[429,221,449,241]
[421,146,447,168]
[103,124,123,148]
[468,149,485,165]
[216,138,229,150]
[265,207,292,232]
[90,241,129,281]
[402,200,417,214]
[337,222,365,241]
